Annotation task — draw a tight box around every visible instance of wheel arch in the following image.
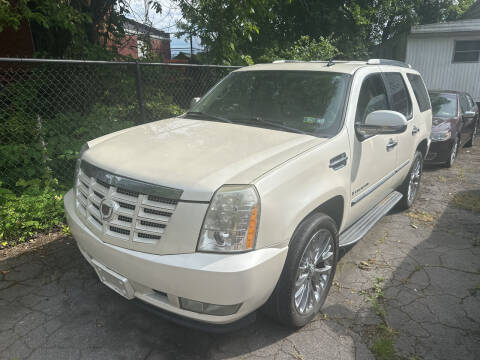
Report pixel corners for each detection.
[417,138,429,159]
[290,195,344,244]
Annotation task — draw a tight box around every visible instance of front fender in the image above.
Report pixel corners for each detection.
[253,133,350,249]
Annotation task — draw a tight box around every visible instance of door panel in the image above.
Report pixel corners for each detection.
[382,72,415,179]
[348,73,398,226]
[460,93,475,143]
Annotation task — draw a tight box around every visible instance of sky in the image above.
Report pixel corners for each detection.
[127,0,203,56]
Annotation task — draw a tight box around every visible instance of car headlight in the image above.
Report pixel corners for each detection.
[197,185,260,253]
[430,130,451,141]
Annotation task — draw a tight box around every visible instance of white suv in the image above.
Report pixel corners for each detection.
[64,59,432,329]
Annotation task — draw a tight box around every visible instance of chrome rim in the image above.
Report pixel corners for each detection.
[450,140,458,165]
[294,229,334,315]
[407,157,422,203]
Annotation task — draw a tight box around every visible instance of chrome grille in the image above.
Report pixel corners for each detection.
[74,161,183,245]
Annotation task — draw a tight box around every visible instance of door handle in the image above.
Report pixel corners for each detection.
[329,153,348,170]
[412,126,420,135]
[386,139,398,151]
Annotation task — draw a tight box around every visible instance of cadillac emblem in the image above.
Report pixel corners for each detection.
[100,199,116,221]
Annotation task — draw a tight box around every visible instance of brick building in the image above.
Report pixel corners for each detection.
[119,19,171,60]
[0,17,171,60]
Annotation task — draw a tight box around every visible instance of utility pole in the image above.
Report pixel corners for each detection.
[190,33,193,58]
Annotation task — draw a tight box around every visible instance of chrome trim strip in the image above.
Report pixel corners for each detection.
[351,160,410,206]
[80,161,183,200]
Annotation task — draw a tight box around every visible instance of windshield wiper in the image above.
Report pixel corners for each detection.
[184,111,232,123]
[243,117,307,135]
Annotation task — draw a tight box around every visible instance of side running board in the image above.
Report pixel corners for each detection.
[339,191,403,247]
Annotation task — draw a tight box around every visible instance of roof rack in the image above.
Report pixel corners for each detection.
[272,59,362,64]
[367,59,412,68]
[272,60,306,63]
[271,58,412,69]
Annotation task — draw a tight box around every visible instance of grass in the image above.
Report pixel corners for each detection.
[370,277,387,320]
[363,277,403,360]
[371,324,397,360]
[452,191,480,213]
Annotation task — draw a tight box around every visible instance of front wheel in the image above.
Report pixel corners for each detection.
[264,213,338,328]
[444,137,459,168]
[397,150,423,210]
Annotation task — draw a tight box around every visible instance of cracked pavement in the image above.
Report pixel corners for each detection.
[1,140,479,360]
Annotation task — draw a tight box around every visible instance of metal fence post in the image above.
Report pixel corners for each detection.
[135,61,146,124]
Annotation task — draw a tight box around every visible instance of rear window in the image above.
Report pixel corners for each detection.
[383,73,412,119]
[429,92,457,118]
[407,74,431,112]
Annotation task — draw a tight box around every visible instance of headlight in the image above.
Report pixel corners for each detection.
[197,185,260,253]
[430,130,451,141]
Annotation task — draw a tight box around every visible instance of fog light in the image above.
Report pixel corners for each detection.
[179,298,241,316]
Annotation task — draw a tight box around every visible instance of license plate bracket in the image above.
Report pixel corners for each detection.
[91,259,134,299]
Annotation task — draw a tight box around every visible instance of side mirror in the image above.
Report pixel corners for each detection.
[355,110,408,139]
[190,97,201,108]
[463,110,475,119]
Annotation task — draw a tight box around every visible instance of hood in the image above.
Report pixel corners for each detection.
[82,117,323,201]
[432,117,454,132]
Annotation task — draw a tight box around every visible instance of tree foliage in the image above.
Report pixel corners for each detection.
[0,0,163,58]
[258,36,339,63]
[175,0,475,64]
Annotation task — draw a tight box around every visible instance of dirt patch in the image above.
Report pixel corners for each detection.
[452,190,480,213]
[0,231,67,260]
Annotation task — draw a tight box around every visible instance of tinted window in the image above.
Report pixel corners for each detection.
[453,40,480,62]
[383,73,412,119]
[429,92,457,117]
[466,94,475,110]
[407,74,431,112]
[459,94,470,113]
[190,71,351,136]
[355,74,389,124]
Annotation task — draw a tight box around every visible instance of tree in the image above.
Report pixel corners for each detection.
[175,0,477,64]
[367,0,475,46]
[0,0,163,58]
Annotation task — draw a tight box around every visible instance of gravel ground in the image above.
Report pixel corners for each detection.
[1,139,479,360]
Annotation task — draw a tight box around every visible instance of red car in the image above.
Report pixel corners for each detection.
[425,90,478,167]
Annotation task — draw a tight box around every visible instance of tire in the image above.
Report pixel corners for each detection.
[397,150,423,210]
[264,213,339,328]
[465,123,476,148]
[444,137,459,168]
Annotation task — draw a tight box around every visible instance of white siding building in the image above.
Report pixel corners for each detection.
[406,18,480,101]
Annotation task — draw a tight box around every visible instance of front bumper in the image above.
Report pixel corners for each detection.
[425,139,455,164]
[64,190,287,325]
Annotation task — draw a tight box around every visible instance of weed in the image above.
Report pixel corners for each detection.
[376,231,389,245]
[371,324,397,360]
[456,167,464,181]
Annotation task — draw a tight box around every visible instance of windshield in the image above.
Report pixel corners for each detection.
[187,70,351,136]
[429,92,457,118]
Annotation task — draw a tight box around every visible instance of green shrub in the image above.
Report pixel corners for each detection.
[0,179,65,247]
[257,35,339,63]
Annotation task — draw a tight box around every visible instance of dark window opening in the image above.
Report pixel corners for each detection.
[453,40,480,63]
[407,74,431,112]
[383,73,413,119]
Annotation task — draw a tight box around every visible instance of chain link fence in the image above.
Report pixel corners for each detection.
[0,58,239,192]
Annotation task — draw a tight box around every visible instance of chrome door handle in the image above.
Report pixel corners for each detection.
[412,126,420,135]
[386,139,398,151]
[329,152,348,170]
